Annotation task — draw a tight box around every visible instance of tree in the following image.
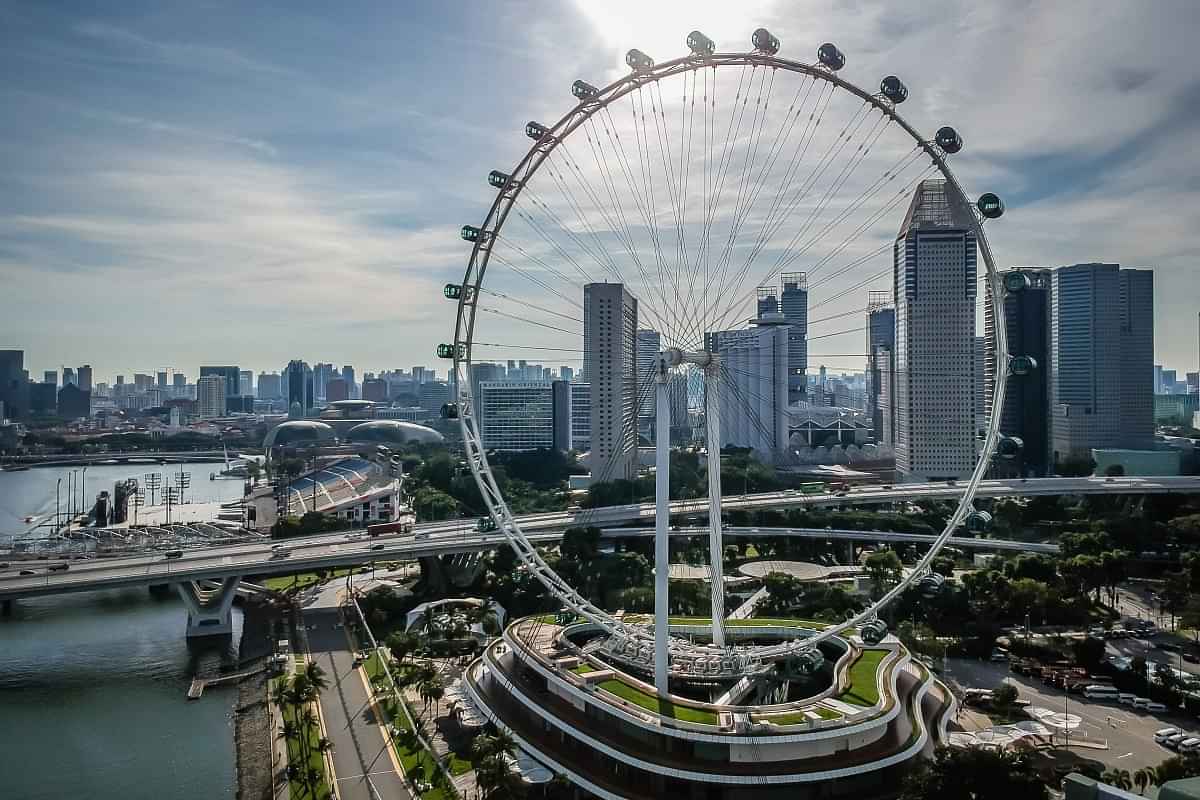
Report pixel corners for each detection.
[303,660,328,693]
[900,746,1047,800]
[864,549,903,600]
[1104,463,1126,478]
[991,682,1018,713]
[1134,766,1155,794]
[1101,768,1132,790]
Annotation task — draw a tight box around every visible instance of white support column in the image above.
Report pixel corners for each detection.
[704,360,727,648]
[654,369,671,697]
[176,576,240,637]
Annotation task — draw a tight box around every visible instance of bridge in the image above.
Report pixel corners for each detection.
[1,475,1193,634]
[2,450,242,468]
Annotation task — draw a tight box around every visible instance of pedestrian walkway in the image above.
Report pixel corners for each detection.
[402,667,478,799]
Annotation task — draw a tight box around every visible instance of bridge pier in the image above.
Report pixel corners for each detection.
[176,577,240,638]
[2,598,12,617]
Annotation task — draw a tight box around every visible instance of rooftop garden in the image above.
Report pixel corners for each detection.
[754,705,841,725]
[837,648,888,707]
[595,678,720,725]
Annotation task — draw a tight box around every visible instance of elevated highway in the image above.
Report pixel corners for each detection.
[0,475,1191,633]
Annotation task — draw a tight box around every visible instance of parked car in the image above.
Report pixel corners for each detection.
[1119,693,1138,705]
[1167,733,1191,749]
[1147,702,1170,713]
[1181,738,1200,753]
[1156,727,1182,744]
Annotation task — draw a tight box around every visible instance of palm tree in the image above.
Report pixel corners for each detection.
[1102,769,1132,791]
[1133,767,1154,795]
[271,680,290,710]
[316,737,333,755]
[303,660,329,693]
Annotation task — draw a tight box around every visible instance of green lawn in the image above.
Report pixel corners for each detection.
[837,649,888,707]
[666,616,832,630]
[596,679,720,724]
[277,681,332,799]
[756,706,841,725]
[363,653,463,799]
[263,566,362,591]
[571,663,597,675]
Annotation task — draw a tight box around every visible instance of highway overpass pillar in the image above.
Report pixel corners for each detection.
[176,577,240,637]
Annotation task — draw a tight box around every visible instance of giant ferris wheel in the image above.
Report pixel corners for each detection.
[444,29,1019,693]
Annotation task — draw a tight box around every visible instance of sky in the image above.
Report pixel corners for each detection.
[1,0,1199,382]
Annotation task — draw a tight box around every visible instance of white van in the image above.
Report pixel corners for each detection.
[1084,685,1120,700]
[1147,702,1169,713]
[1132,697,1153,710]
[1157,727,1182,743]
[1119,693,1137,705]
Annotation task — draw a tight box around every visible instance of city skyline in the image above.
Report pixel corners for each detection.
[3,1,1200,377]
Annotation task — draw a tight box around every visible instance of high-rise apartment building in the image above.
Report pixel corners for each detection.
[865,292,895,446]
[636,329,662,435]
[197,375,226,419]
[199,366,240,398]
[583,282,638,481]
[781,273,808,405]
[893,179,978,482]
[705,314,790,460]
[984,267,1052,476]
[1050,263,1154,459]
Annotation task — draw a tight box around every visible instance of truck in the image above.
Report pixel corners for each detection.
[798,482,827,495]
[368,515,415,537]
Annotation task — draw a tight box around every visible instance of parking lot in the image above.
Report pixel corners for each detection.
[946,657,1190,771]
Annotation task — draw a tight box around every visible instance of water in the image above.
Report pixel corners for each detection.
[0,463,247,799]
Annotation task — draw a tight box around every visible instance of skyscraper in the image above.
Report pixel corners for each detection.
[865,292,895,445]
[199,366,240,398]
[341,365,356,399]
[984,267,1052,477]
[893,179,977,482]
[636,329,662,435]
[76,365,92,393]
[43,369,56,387]
[62,367,76,387]
[173,372,186,388]
[1050,263,1154,459]
[325,377,349,402]
[257,372,281,400]
[478,382,556,451]
[705,314,790,460]
[584,283,638,481]
[780,273,808,405]
[285,360,313,413]
[0,350,29,420]
[197,375,226,419]
[157,371,168,389]
[239,370,254,397]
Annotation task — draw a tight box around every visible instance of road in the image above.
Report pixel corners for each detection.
[3,475,1197,599]
[306,609,410,800]
[947,658,1185,772]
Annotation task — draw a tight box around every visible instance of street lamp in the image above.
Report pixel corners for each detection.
[80,466,89,524]
[55,477,62,530]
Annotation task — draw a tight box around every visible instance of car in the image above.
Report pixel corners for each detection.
[164,550,183,560]
[1159,642,1182,653]
[1181,738,1200,753]
[990,649,1009,662]
[344,533,365,541]
[370,543,385,551]
[1184,652,1200,664]
[19,569,36,576]
[270,547,292,560]
[1132,697,1154,710]
[1156,727,1182,743]
[0,562,8,570]
[47,563,69,572]
[1167,733,1191,749]
[1146,702,1170,713]
[1119,693,1137,705]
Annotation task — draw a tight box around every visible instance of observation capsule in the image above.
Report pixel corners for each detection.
[443,283,462,300]
[861,619,888,645]
[919,572,946,598]
[488,170,511,189]
[964,510,993,534]
[687,31,715,57]
[461,225,482,242]
[977,192,1005,219]
[440,403,459,420]
[817,43,845,71]
[1004,271,1031,293]
[997,435,1024,460]
[436,343,457,360]
[935,126,963,154]
[880,75,908,104]
[1010,355,1038,376]
[525,121,550,141]
[752,28,780,55]
[626,49,654,72]
[791,648,825,675]
[572,79,599,100]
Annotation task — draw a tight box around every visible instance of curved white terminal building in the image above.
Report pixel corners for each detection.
[464,615,954,799]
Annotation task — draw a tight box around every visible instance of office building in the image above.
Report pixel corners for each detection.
[1188,372,1199,395]
[419,381,450,412]
[560,366,574,382]
[43,370,56,387]
[0,351,29,420]
[312,363,335,403]
[362,377,387,403]
[197,375,226,419]
[239,370,253,397]
[257,372,282,400]
[285,360,313,413]
[157,371,168,388]
[56,384,90,420]
[893,179,978,482]
[705,314,790,460]
[30,381,57,415]
[412,366,428,385]
[62,367,76,387]
[865,292,896,445]
[984,267,1052,476]
[75,365,92,393]
[133,373,153,392]
[667,372,689,442]
[173,373,186,389]
[569,382,591,452]
[326,377,349,403]
[636,329,662,435]
[781,273,808,405]
[1155,365,1164,395]
[478,382,555,451]
[199,366,240,397]
[1050,263,1154,459]
[341,365,356,399]
[584,283,639,481]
